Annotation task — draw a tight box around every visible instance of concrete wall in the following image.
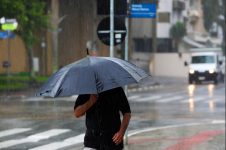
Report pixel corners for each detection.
[130,52,190,78]
[149,53,190,77]
[0,36,27,74]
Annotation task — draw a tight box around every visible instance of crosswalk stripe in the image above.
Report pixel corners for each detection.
[29,133,85,150]
[136,95,162,102]
[158,96,184,103]
[129,95,162,102]
[24,97,44,101]
[202,98,225,104]
[128,95,140,100]
[0,128,32,138]
[27,129,70,142]
[0,129,70,149]
[180,97,207,103]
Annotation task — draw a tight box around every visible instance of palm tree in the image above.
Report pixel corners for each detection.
[170,22,187,52]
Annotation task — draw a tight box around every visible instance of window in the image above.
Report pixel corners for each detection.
[158,12,170,23]
[191,56,215,64]
[133,38,152,52]
[133,38,173,53]
[157,39,173,52]
[97,0,127,15]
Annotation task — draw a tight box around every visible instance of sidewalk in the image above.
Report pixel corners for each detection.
[0,76,182,100]
[124,121,225,150]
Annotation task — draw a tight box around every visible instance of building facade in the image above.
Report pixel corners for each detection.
[0,0,223,77]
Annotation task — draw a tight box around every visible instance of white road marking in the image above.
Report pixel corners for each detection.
[211,120,225,124]
[158,96,184,103]
[180,97,206,103]
[0,128,32,138]
[0,129,70,149]
[29,133,85,150]
[24,97,44,101]
[129,95,161,102]
[204,97,225,103]
[127,120,225,137]
[128,95,140,100]
[127,123,203,137]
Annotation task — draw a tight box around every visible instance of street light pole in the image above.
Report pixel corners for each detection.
[110,0,114,57]
[124,0,130,145]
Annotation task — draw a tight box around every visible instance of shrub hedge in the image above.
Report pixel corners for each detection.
[0,74,48,91]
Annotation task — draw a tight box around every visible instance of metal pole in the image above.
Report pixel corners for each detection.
[110,0,114,57]
[125,19,129,61]
[151,17,157,76]
[7,30,10,95]
[124,1,130,96]
[124,18,129,145]
[124,1,130,145]
[151,0,157,76]
[7,30,10,76]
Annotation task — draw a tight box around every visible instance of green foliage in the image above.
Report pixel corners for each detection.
[0,82,27,91]
[170,22,186,51]
[0,0,49,77]
[0,74,49,91]
[0,0,49,47]
[170,22,186,40]
[201,0,220,31]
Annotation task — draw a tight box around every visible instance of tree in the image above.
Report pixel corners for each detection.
[170,22,186,52]
[201,0,219,31]
[0,0,48,77]
[202,0,225,54]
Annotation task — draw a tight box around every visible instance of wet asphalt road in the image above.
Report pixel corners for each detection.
[0,79,225,149]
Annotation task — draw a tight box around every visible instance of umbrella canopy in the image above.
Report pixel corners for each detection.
[36,56,150,97]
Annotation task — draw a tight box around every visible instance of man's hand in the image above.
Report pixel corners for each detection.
[112,131,124,145]
[112,113,131,145]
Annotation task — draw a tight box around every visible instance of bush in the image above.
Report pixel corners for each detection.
[0,74,49,91]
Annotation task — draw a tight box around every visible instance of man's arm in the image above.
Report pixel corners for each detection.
[74,94,97,118]
[112,113,131,145]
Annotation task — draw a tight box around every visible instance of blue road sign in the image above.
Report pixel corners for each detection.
[0,31,15,39]
[130,4,156,18]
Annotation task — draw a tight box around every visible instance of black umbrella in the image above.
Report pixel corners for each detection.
[36,56,150,97]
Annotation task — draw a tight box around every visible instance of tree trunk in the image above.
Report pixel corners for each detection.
[51,0,59,73]
[26,46,35,79]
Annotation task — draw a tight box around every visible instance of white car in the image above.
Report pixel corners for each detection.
[185,48,224,84]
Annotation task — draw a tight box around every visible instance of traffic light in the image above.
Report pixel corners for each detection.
[97,0,127,15]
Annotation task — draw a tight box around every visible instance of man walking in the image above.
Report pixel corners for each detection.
[74,87,131,150]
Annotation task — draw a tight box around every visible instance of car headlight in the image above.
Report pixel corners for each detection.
[189,69,195,74]
[209,69,215,74]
